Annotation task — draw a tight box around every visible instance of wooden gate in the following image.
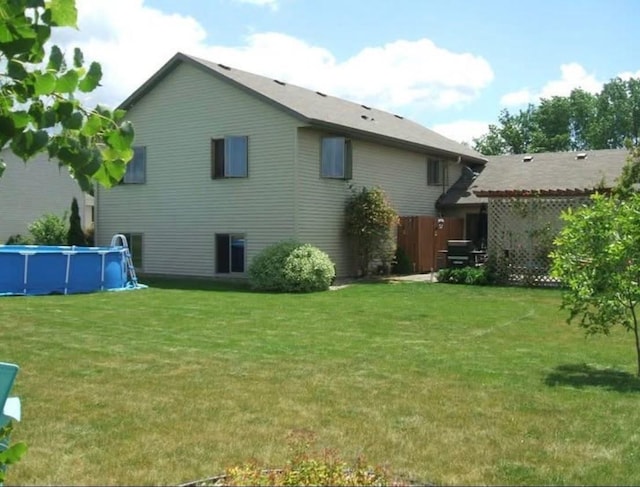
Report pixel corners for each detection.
[397,216,464,273]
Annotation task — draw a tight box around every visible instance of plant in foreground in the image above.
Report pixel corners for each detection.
[191,431,415,486]
[0,422,28,484]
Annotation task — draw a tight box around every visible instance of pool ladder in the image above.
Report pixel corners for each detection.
[110,234,138,286]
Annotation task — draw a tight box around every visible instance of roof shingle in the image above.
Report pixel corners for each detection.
[120,52,486,163]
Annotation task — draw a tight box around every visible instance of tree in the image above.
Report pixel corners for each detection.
[67,196,86,245]
[344,186,399,277]
[550,164,640,375]
[531,96,571,152]
[472,78,640,155]
[0,0,134,192]
[568,88,597,150]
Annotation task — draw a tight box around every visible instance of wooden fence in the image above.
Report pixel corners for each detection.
[397,216,464,273]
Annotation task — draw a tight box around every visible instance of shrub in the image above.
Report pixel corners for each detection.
[4,234,32,245]
[345,186,399,277]
[67,197,87,246]
[249,241,336,293]
[218,431,399,486]
[392,247,413,275]
[28,212,68,245]
[437,266,491,285]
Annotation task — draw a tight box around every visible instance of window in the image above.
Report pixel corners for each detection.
[427,158,446,186]
[123,146,146,184]
[216,234,245,273]
[321,136,352,179]
[121,232,143,269]
[211,136,248,178]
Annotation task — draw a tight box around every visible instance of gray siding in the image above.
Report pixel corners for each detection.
[295,128,460,276]
[97,62,299,277]
[0,150,90,243]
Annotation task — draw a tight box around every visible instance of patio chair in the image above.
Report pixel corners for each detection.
[0,362,21,452]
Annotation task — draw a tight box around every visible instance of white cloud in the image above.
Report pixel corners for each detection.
[233,0,279,10]
[430,120,490,145]
[51,0,494,115]
[500,63,602,107]
[499,89,534,107]
[619,69,640,81]
[539,63,602,98]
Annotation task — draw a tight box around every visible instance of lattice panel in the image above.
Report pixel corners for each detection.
[487,196,590,286]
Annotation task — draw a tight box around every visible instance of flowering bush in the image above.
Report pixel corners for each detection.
[249,241,335,292]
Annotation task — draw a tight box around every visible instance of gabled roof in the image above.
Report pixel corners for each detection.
[472,149,630,197]
[437,148,631,207]
[120,52,486,164]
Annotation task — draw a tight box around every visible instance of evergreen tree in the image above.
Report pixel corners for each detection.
[67,197,87,246]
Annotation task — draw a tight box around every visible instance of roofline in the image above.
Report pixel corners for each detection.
[119,52,487,163]
[473,188,611,198]
[308,119,487,163]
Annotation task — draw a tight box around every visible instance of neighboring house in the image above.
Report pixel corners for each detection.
[439,148,630,284]
[0,149,94,243]
[95,52,486,278]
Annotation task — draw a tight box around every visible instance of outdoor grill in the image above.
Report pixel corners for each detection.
[446,240,474,268]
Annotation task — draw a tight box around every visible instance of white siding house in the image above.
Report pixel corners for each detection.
[0,149,93,243]
[96,53,486,278]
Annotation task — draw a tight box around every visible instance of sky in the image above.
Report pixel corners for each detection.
[53,0,640,145]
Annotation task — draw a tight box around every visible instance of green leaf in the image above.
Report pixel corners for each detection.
[0,116,15,139]
[10,129,49,159]
[61,111,83,130]
[55,99,74,120]
[73,46,83,68]
[32,129,50,152]
[46,0,78,27]
[34,72,56,95]
[78,61,102,93]
[41,107,58,128]
[81,113,103,137]
[12,110,30,129]
[92,158,127,188]
[0,441,28,465]
[106,123,134,152]
[55,69,79,93]
[7,59,28,80]
[47,45,64,71]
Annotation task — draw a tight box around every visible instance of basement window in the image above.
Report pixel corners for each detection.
[216,234,245,274]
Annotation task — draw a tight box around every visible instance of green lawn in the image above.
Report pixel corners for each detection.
[3,279,640,485]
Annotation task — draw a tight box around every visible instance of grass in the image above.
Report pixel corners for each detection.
[3,278,640,485]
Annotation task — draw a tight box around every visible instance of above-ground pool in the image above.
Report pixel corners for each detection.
[0,236,144,296]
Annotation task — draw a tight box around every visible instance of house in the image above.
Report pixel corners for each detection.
[439,148,630,284]
[95,52,486,278]
[0,149,94,244]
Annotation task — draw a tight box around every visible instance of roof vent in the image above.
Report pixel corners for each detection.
[522,155,534,162]
[218,63,231,70]
[361,115,368,120]
[273,79,286,86]
[576,152,587,160]
[316,91,327,97]
[394,114,404,119]
[361,104,371,110]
